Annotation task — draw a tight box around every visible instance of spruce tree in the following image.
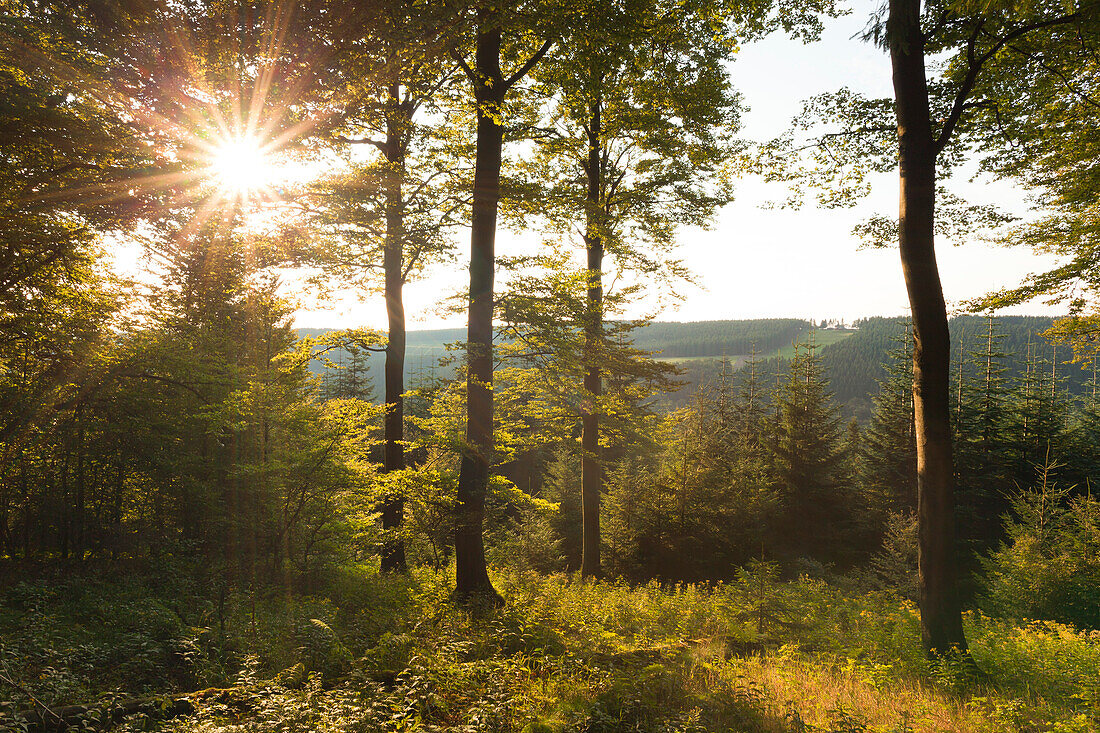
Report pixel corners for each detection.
[860,323,918,520]
[730,348,779,555]
[322,348,375,402]
[1009,339,1072,490]
[771,335,852,565]
[1065,364,1100,489]
[541,444,581,570]
[954,316,1014,557]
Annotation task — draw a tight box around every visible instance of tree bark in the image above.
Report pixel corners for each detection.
[455,16,505,603]
[581,97,603,578]
[380,82,408,573]
[74,405,85,559]
[889,0,969,658]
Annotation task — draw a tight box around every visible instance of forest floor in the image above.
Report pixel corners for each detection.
[0,562,1096,732]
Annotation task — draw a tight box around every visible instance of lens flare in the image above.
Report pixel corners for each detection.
[209,135,275,195]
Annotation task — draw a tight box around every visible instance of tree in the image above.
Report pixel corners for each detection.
[321,347,375,402]
[771,337,854,565]
[980,463,1100,631]
[0,1,198,558]
[952,317,1014,558]
[302,0,463,572]
[860,323,917,520]
[759,0,1092,659]
[494,254,678,571]
[450,1,553,601]
[518,0,746,578]
[888,0,1099,656]
[0,1,180,445]
[964,13,1100,360]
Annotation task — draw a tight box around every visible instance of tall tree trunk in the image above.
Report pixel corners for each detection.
[380,83,409,573]
[112,459,123,560]
[455,16,504,602]
[581,97,603,578]
[889,0,968,658]
[59,456,69,559]
[75,405,85,559]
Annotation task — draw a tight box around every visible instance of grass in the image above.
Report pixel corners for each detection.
[667,355,750,365]
[662,331,856,366]
[1,563,1097,732]
[769,329,856,360]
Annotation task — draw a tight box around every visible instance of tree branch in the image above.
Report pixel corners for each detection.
[450,49,477,83]
[935,11,1081,154]
[334,136,387,152]
[503,39,553,89]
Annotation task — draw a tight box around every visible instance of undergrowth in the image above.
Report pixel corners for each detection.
[1,562,1097,732]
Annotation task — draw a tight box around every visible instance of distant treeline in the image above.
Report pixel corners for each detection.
[300,316,1091,419]
[667,316,1091,419]
[823,316,1092,419]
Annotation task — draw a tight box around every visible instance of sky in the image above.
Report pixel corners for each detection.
[288,0,1063,331]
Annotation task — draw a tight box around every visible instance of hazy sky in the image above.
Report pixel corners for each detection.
[292,0,1062,330]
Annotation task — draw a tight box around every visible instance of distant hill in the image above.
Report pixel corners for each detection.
[298,315,1092,419]
[630,319,813,358]
[297,327,463,395]
[819,315,1092,418]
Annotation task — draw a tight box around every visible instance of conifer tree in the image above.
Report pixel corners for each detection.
[322,348,375,403]
[1065,365,1100,489]
[952,317,1014,556]
[732,348,778,539]
[708,355,780,568]
[770,336,852,564]
[860,323,917,519]
[541,444,581,570]
[1008,339,1071,488]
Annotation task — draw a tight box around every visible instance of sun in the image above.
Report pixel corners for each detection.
[209,135,277,195]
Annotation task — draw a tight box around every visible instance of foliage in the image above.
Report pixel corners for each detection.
[858,324,917,520]
[4,565,1100,731]
[981,470,1100,631]
[4,0,1100,726]
[960,11,1100,363]
[771,338,864,565]
[866,511,919,601]
[0,222,385,577]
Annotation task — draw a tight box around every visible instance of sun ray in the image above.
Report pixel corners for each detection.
[3,0,345,244]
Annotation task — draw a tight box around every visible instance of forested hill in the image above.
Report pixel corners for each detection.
[299,315,1092,418]
[821,315,1093,418]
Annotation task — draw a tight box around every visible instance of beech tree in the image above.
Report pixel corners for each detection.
[518,0,741,578]
[302,0,463,572]
[0,0,193,463]
[964,13,1100,360]
[887,0,1097,658]
[450,1,554,601]
[759,0,1094,658]
[519,0,834,577]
